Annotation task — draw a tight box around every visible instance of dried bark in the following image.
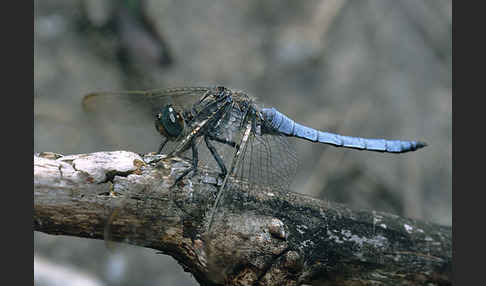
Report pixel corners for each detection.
[34,151,452,286]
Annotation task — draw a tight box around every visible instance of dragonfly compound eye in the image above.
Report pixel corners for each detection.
[155,105,185,139]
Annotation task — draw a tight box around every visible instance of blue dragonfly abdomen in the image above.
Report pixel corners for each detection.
[261,108,426,153]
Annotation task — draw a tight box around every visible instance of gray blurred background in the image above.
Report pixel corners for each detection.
[34,1,451,285]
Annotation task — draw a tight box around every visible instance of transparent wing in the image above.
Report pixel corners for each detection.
[214,103,298,191]
[204,120,299,277]
[82,86,214,123]
[235,132,297,190]
[205,103,298,230]
[206,126,298,231]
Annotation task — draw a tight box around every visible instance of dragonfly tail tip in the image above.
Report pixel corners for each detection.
[417,141,428,149]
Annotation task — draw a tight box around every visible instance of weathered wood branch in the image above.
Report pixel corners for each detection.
[34,151,451,286]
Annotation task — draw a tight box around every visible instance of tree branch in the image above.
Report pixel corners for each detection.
[34,151,451,286]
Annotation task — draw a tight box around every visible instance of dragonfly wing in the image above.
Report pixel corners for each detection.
[82,87,214,123]
[204,120,298,279]
[82,87,219,154]
[206,118,298,227]
[233,132,297,191]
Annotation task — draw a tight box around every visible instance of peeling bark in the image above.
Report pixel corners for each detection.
[34,151,452,286]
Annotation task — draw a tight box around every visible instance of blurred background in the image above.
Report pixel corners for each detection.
[34,0,452,285]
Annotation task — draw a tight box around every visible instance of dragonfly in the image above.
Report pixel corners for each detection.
[82,86,427,237]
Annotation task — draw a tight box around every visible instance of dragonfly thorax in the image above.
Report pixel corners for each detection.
[155,104,186,140]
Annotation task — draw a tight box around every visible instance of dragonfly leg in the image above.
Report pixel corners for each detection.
[157,138,168,154]
[204,135,228,178]
[174,138,198,184]
[206,134,239,149]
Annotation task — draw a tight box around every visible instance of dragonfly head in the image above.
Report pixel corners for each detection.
[155,104,186,139]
